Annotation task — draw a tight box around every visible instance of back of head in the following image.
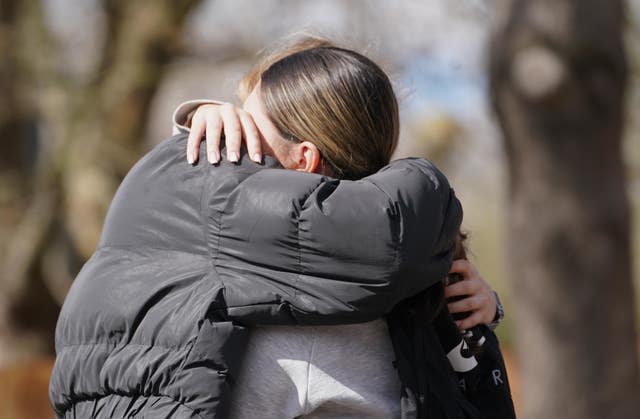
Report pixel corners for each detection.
[239,37,399,180]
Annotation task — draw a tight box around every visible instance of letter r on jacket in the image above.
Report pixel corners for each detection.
[492,369,503,385]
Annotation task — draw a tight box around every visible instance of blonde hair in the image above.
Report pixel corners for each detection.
[238,37,399,180]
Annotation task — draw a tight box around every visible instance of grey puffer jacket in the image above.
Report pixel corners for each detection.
[49,133,463,418]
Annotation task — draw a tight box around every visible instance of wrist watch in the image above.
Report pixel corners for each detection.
[489,291,504,330]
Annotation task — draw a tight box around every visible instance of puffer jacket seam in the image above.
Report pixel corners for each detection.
[96,244,209,256]
[294,206,302,304]
[165,167,225,405]
[201,164,223,283]
[293,179,327,310]
[213,206,224,282]
[201,163,215,264]
[212,167,274,288]
[57,300,317,350]
[56,340,194,353]
[56,393,206,419]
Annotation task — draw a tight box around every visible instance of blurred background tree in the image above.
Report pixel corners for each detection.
[490,0,639,418]
[0,0,639,418]
[0,0,203,364]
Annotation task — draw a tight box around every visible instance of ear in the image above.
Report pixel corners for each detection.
[291,141,321,174]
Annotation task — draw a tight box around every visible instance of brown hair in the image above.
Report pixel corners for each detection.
[238,37,399,180]
[449,230,469,280]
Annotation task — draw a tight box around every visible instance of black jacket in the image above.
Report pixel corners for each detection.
[50,133,471,418]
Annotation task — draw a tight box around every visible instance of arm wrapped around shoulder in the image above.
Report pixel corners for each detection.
[216,157,463,325]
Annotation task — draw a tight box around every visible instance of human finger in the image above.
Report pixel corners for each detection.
[238,110,262,163]
[456,311,483,331]
[448,259,473,277]
[447,296,479,314]
[444,279,474,298]
[220,103,242,163]
[477,292,498,324]
[205,111,223,164]
[186,112,206,164]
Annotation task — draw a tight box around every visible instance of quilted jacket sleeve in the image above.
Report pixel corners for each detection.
[210,157,463,325]
[91,133,462,326]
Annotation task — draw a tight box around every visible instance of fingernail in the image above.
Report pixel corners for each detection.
[229,151,239,163]
[252,153,262,163]
[187,153,194,165]
[212,152,220,164]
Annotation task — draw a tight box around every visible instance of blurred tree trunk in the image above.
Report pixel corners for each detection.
[490,1,640,418]
[0,0,57,364]
[0,0,202,365]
